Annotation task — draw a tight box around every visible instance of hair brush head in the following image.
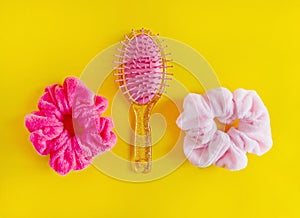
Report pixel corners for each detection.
[115,28,172,105]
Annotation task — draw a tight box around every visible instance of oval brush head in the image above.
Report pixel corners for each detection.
[115,28,172,105]
[114,28,172,173]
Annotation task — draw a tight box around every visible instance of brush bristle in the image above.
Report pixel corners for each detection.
[114,29,172,105]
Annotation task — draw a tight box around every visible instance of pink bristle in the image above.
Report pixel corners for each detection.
[115,29,172,105]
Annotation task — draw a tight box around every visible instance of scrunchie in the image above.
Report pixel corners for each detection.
[176,87,272,170]
[25,77,116,175]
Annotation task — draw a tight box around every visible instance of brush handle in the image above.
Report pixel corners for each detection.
[132,103,153,173]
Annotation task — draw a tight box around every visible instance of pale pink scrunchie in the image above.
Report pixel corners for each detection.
[176,87,272,170]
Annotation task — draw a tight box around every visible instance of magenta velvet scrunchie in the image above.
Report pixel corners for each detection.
[25,77,116,175]
[176,87,272,171]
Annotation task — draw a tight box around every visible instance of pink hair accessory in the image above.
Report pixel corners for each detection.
[176,87,272,171]
[25,77,116,175]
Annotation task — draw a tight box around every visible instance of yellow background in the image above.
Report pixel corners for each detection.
[1,0,299,217]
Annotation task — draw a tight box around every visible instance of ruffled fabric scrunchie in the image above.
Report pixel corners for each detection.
[25,77,116,175]
[176,87,272,170]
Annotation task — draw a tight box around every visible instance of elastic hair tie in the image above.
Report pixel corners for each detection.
[176,87,272,170]
[24,77,116,175]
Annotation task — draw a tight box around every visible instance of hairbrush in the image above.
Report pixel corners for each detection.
[114,28,172,173]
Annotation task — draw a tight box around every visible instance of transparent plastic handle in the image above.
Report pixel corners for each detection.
[132,103,153,173]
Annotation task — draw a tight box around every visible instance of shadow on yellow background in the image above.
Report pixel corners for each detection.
[0,0,299,217]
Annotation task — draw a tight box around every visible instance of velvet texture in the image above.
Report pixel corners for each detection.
[25,77,116,175]
[176,88,272,171]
